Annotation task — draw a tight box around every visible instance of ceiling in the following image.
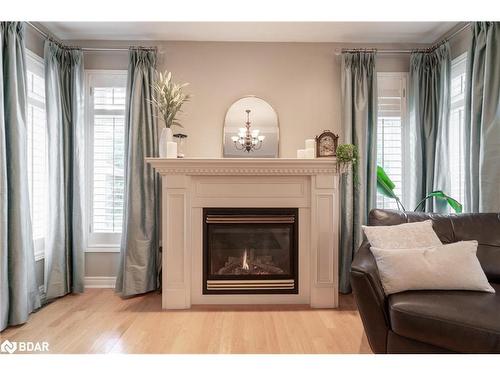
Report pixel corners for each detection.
[39,22,459,44]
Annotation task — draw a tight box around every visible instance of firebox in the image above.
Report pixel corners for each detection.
[203,208,298,294]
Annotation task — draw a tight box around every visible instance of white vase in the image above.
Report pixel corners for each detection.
[159,127,173,158]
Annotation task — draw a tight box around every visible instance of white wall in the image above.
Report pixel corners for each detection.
[450,28,471,59]
[79,40,420,158]
[25,25,45,57]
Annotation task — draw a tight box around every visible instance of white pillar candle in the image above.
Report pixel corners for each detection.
[166,142,178,159]
[305,148,315,159]
[297,149,306,158]
[305,139,316,150]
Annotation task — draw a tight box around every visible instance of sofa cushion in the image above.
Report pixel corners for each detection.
[371,241,495,295]
[369,210,500,283]
[362,220,442,249]
[388,283,500,353]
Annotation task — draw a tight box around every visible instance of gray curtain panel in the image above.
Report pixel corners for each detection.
[44,41,85,299]
[464,22,500,212]
[0,22,41,331]
[339,52,377,293]
[408,43,451,212]
[115,49,160,297]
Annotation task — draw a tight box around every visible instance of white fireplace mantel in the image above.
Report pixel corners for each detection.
[146,157,338,176]
[146,158,340,309]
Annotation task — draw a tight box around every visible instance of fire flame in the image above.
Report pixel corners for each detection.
[242,249,249,271]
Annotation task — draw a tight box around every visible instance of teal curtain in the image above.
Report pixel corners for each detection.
[464,22,500,212]
[339,52,377,293]
[115,49,160,296]
[0,22,41,331]
[44,41,85,299]
[408,43,451,212]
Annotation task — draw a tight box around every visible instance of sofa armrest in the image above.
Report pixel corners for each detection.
[350,241,390,353]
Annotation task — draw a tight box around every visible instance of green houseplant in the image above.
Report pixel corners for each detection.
[336,143,358,173]
[151,70,191,157]
[336,143,357,165]
[336,143,361,188]
[376,165,463,213]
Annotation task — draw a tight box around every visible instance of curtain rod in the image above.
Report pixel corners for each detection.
[337,22,471,55]
[26,22,156,52]
[28,21,470,55]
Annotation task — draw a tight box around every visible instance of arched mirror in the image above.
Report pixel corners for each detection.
[223,96,279,158]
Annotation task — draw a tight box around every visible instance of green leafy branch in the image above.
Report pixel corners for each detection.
[376,165,462,213]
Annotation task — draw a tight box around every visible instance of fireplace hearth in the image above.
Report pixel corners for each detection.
[203,208,298,294]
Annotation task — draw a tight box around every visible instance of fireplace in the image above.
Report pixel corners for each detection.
[148,158,339,308]
[203,208,298,294]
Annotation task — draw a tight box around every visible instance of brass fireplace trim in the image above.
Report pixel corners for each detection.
[207,279,295,290]
[206,215,295,224]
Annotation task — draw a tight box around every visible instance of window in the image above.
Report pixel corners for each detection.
[26,50,47,260]
[376,73,409,210]
[449,53,467,205]
[85,71,127,250]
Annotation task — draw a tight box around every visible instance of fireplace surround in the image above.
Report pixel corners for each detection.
[203,208,298,294]
[146,158,339,309]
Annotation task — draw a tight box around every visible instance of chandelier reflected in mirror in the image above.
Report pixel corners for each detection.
[231,110,265,152]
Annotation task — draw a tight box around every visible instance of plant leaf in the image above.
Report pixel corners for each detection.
[426,191,463,213]
[376,165,397,199]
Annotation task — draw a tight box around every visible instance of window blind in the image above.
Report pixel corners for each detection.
[449,53,467,205]
[26,50,47,259]
[376,73,408,210]
[91,86,126,233]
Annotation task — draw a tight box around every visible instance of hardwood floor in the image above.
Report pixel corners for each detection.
[0,289,371,354]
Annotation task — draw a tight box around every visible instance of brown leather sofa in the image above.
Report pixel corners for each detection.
[350,209,500,353]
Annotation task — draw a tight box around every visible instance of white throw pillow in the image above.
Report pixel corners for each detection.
[371,241,495,295]
[362,220,442,249]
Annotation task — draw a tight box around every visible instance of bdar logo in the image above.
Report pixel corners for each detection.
[1,340,17,354]
[0,340,49,353]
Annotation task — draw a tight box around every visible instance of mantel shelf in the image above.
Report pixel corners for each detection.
[146,157,338,176]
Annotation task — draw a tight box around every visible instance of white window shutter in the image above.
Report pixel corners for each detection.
[26,50,47,260]
[86,71,127,249]
[449,53,467,205]
[376,72,408,210]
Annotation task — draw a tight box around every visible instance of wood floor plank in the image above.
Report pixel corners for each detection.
[0,289,371,354]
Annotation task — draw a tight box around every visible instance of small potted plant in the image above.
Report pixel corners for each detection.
[336,143,357,172]
[335,143,359,187]
[151,71,191,157]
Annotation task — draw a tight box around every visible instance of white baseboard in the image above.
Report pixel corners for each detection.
[84,276,116,289]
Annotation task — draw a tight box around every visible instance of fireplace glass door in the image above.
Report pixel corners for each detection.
[203,208,298,294]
